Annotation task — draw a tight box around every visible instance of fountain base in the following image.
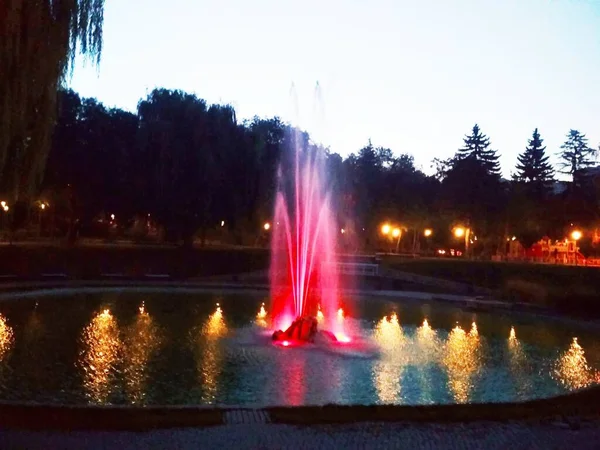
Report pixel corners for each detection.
[272,316,338,344]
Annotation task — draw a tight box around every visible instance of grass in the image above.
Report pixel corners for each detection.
[383,257,600,317]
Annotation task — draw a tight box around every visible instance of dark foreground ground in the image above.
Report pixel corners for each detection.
[2,420,600,450]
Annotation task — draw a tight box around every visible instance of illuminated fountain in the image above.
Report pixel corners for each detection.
[269,124,346,345]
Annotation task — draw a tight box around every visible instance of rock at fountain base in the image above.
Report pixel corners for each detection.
[272,316,319,343]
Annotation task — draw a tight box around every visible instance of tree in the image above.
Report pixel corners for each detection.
[440,125,506,256]
[514,128,554,197]
[431,156,455,181]
[456,124,501,177]
[558,129,597,180]
[0,1,105,201]
[137,89,212,244]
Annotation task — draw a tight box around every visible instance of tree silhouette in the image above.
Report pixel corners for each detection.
[0,1,104,202]
[558,129,597,181]
[456,124,501,177]
[514,128,554,197]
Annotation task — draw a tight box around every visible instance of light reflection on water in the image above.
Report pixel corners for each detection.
[122,303,161,404]
[373,313,406,403]
[1,293,599,406]
[443,323,482,404]
[78,309,122,404]
[553,337,596,390]
[0,314,14,361]
[197,304,228,404]
[0,313,14,386]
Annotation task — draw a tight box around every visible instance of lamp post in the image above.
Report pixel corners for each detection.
[381,223,407,254]
[38,202,48,237]
[453,226,471,257]
[571,230,582,265]
[392,227,403,253]
[423,228,432,254]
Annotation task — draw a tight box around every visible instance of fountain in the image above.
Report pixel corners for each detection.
[269,102,346,345]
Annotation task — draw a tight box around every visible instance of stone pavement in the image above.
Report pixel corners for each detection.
[1,421,600,449]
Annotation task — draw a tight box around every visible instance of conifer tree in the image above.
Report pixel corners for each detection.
[514,128,554,188]
[456,124,501,177]
[558,129,597,180]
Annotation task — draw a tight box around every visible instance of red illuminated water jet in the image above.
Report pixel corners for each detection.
[269,116,346,344]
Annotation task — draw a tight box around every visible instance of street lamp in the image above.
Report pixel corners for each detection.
[453,225,471,257]
[381,224,391,235]
[424,228,432,237]
[263,222,271,231]
[571,230,582,241]
[453,227,465,238]
[391,227,405,253]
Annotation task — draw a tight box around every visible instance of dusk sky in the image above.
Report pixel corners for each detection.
[69,0,600,177]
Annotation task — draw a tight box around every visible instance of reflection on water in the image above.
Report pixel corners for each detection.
[0,314,14,362]
[0,313,14,385]
[79,309,122,404]
[415,319,442,364]
[443,323,482,404]
[507,326,531,399]
[123,303,161,404]
[280,353,306,405]
[508,326,527,368]
[553,337,597,390]
[256,303,268,328]
[373,313,406,403]
[197,304,228,404]
[0,292,599,407]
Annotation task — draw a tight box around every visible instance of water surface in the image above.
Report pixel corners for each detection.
[0,288,597,406]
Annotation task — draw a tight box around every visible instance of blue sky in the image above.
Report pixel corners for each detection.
[69,0,600,177]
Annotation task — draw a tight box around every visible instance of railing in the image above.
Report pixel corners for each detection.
[322,262,379,276]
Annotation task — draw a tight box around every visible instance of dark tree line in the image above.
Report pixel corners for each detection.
[35,88,600,254]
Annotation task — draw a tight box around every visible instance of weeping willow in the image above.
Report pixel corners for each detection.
[0,0,104,202]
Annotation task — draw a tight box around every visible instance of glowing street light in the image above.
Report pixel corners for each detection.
[392,228,401,238]
[263,222,271,231]
[40,203,46,210]
[424,228,432,237]
[453,227,465,238]
[340,228,345,234]
[571,230,582,241]
[453,225,471,257]
[381,224,391,235]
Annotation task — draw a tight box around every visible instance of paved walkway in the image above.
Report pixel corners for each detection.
[1,421,600,449]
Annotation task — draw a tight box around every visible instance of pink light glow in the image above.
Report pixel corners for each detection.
[282,341,290,347]
[334,333,351,343]
[270,126,345,338]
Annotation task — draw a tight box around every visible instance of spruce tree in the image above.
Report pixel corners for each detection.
[558,129,597,179]
[456,124,501,177]
[514,128,554,185]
